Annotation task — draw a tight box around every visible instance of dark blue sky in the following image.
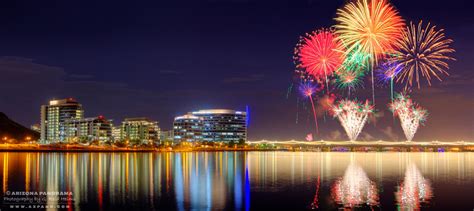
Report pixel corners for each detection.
[0,0,472,141]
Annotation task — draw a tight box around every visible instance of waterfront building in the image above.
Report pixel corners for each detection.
[160,130,174,144]
[64,116,113,144]
[191,109,247,143]
[111,126,121,142]
[40,98,84,143]
[173,114,203,143]
[121,117,160,144]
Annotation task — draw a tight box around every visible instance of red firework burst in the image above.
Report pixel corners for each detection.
[295,29,345,88]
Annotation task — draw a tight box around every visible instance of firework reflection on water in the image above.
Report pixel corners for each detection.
[396,163,433,210]
[331,162,379,208]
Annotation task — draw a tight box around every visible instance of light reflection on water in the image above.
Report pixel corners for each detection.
[331,162,379,208]
[396,163,433,210]
[0,152,473,210]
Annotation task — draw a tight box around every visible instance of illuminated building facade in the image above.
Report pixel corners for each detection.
[191,109,247,142]
[111,126,121,142]
[64,116,113,143]
[160,130,174,143]
[121,117,160,144]
[173,114,203,143]
[40,98,84,143]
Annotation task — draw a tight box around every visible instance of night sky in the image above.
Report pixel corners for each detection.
[0,0,472,141]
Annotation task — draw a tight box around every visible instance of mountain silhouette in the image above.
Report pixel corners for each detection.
[0,112,39,142]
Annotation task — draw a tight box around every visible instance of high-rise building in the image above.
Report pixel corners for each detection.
[121,117,160,144]
[173,114,203,143]
[64,116,113,144]
[191,109,247,142]
[40,98,84,143]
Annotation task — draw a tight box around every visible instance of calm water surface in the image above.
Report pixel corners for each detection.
[0,152,473,210]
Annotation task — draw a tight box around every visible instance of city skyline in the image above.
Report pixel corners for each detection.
[36,97,247,144]
[0,0,472,141]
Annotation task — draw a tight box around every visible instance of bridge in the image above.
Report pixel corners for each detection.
[247,140,474,152]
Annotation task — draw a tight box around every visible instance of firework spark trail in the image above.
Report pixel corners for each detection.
[295,29,345,93]
[335,0,405,104]
[391,79,394,101]
[286,83,293,99]
[391,21,455,90]
[331,100,373,142]
[396,163,433,210]
[332,162,379,208]
[299,82,321,135]
[389,94,428,142]
[296,97,299,124]
[309,95,319,134]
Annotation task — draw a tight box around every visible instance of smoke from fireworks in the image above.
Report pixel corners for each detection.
[391,21,455,89]
[335,0,405,104]
[295,29,345,91]
[331,100,374,141]
[389,94,428,142]
[332,162,379,208]
[396,163,433,210]
[299,82,321,134]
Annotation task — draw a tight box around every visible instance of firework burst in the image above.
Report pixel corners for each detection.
[396,163,433,210]
[335,0,405,104]
[335,0,405,64]
[331,100,374,142]
[377,61,402,84]
[334,46,369,96]
[339,45,371,74]
[376,60,402,100]
[332,162,379,208]
[389,94,428,142]
[334,69,364,96]
[295,29,346,92]
[391,21,455,89]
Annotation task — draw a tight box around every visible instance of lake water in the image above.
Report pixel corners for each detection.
[0,152,473,210]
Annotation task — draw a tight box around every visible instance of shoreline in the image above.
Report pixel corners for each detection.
[0,143,473,152]
[0,148,258,153]
[0,147,472,153]
[0,144,259,153]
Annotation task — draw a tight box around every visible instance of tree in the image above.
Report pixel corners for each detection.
[114,141,127,148]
